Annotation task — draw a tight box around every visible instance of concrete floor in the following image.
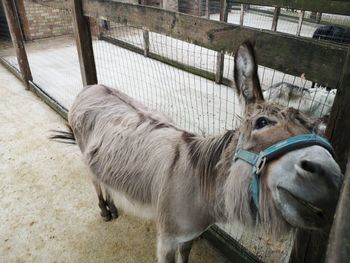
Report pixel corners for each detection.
[0,64,227,262]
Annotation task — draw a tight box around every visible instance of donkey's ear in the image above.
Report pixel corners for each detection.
[234,41,264,108]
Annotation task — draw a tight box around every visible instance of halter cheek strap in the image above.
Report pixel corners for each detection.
[234,134,335,209]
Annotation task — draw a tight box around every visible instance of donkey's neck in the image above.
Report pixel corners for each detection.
[184,130,240,220]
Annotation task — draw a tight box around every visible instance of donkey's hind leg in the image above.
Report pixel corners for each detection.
[92,180,112,221]
[105,190,118,219]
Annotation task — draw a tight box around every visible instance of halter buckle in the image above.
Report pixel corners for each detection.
[254,156,266,175]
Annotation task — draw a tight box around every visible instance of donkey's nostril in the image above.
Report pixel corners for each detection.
[300,160,317,173]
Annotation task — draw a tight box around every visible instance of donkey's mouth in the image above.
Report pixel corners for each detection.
[277,186,324,218]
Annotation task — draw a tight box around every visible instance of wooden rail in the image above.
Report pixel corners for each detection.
[236,0,350,15]
[82,0,347,88]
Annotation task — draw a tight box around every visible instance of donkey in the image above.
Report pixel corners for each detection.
[52,41,343,263]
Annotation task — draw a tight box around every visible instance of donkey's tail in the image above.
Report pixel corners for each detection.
[50,124,76,145]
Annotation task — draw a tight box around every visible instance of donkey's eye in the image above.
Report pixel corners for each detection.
[255,117,270,130]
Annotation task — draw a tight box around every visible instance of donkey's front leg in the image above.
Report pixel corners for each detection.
[177,240,193,263]
[157,233,177,263]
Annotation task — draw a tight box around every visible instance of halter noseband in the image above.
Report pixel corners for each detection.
[233,134,335,210]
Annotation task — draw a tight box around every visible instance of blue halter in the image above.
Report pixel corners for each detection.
[233,134,335,210]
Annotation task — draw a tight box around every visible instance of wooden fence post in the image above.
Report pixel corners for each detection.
[143,28,150,57]
[2,0,32,89]
[296,10,305,36]
[325,155,350,263]
[271,7,280,31]
[215,0,227,84]
[205,0,210,19]
[71,0,97,86]
[140,0,150,57]
[239,4,245,26]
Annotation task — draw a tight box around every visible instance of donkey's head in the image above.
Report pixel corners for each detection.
[225,42,343,233]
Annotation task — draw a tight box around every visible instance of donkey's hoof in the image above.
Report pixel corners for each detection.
[110,211,119,219]
[100,211,112,221]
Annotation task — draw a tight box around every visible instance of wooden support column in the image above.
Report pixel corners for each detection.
[296,10,304,36]
[239,4,245,26]
[2,0,32,89]
[271,6,280,31]
[215,0,227,84]
[71,0,97,86]
[325,155,350,263]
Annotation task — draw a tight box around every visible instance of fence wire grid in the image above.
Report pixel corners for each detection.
[1,0,349,262]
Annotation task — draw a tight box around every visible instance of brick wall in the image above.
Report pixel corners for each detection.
[23,0,73,40]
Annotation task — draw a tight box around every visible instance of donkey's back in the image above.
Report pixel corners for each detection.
[69,84,186,216]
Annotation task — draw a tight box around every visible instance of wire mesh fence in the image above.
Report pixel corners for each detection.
[94,22,240,135]
[0,0,82,110]
[0,0,348,262]
[0,1,15,66]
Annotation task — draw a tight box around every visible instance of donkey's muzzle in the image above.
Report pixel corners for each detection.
[291,157,344,227]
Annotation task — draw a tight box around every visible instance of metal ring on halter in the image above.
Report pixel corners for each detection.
[254,156,267,175]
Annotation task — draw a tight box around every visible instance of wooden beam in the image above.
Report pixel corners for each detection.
[326,48,350,172]
[82,0,347,88]
[271,7,280,32]
[236,0,350,16]
[28,82,69,121]
[325,156,350,263]
[71,0,97,86]
[203,225,262,263]
[2,0,32,89]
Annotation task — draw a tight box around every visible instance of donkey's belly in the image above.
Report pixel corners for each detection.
[103,183,156,219]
